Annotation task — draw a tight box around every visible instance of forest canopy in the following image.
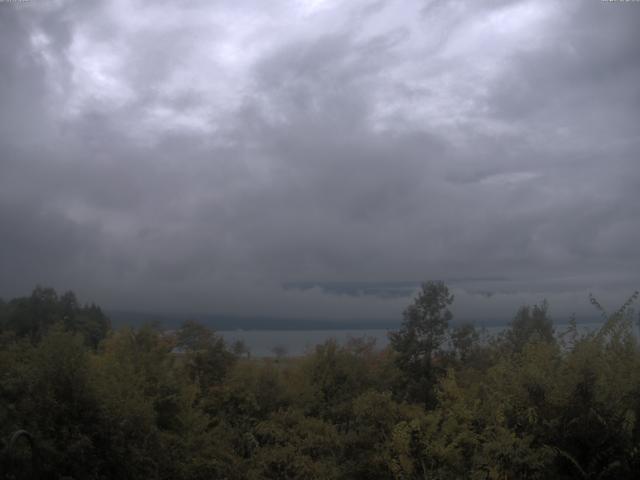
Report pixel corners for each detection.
[1,284,640,479]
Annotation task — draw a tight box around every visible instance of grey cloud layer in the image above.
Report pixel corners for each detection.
[1,0,639,321]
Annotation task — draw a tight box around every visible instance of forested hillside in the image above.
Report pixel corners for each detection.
[2,283,640,479]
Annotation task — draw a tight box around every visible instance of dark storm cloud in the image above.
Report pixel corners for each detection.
[0,0,639,321]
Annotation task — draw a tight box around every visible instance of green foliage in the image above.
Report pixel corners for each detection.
[2,285,640,479]
[0,286,109,348]
[389,281,454,408]
[176,320,237,392]
[504,300,555,352]
[248,409,341,480]
[449,323,479,360]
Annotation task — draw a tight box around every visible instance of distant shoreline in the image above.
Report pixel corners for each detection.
[107,309,607,331]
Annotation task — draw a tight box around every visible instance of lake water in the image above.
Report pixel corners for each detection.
[219,322,613,357]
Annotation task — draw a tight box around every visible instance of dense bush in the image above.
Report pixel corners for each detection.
[1,285,639,479]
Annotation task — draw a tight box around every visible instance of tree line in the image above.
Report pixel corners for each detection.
[1,283,640,479]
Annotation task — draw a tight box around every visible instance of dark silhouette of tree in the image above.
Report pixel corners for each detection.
[505,300,554,352]
[176,320,236,391]
[389,281,454,408]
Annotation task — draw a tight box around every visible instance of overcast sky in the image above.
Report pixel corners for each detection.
[1,0,639,323]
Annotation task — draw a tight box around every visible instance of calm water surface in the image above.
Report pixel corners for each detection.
[219,322,611,357]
